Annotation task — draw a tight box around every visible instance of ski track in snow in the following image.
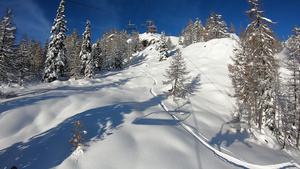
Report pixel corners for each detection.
[137,67,168,112]
[137,66,300,169]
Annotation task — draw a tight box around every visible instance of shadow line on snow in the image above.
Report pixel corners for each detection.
[209,122,252,151]
[132,108,191,125]
[0,104,132,169]
[0,77,133,115]
[132,118,181,125]
[0,92,173,169]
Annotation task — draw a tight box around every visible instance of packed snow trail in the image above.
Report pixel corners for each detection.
[137,67,168,112]
[177,115,300,169]
[137,65,300,169]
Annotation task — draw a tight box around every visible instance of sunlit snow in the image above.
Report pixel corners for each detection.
[0,33,299,169]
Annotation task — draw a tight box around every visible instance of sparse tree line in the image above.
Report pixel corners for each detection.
[175,0,298,150]
[179,10,233,47]
[0,0,142,85]
[228,0,300,149]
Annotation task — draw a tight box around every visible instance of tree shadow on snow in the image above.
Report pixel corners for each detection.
[209,122,252,151]
[0,77,133,115]
[0,104,132,169]
[132,110,189,126]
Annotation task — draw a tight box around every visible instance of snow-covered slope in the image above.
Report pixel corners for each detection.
[0,34,299,169]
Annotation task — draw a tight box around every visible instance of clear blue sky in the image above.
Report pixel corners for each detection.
[0,0,299,43]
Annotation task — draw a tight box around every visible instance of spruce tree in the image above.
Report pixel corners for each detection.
[230,0,279,131]
[163,49,190,98]
[166,37,173,50]
[43,39,48,60]
[114,30,128,69]
[98,29,110,70]
[228,37,250,127]
[65,29,82,79]
[158,31,168,61]
[215,14,229,38]
[0,9,16,84]
[15,34,30,85]
[43,0,68,82]
[92,40,103,71]
[193,18,204,43]
[80,20,94,78]
[31,42,44,81]
[205,11,229,41]
[245,0,279,131]
[183,19,194,46]
[205,11,216,41]
[230,22,236,34]
[229,0,279,132]
[287,25,300,147]
[130,31,141,53]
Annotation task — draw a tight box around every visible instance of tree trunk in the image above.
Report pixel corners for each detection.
[173,79,177,97]
[294,71,297,124]
[296,115,300,148]
[259,107,263,131]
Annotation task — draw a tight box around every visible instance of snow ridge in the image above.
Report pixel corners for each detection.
[138,38,300,169]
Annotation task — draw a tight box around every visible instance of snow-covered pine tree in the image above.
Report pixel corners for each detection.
[282,52,299,148]
[16,36,43,83]
[230,22,236,34]
[0,9,16,84]
[158,31,168,61]
[287,25,300,147]
[43,39,48,60]
[205,11,229,41]
[192,18,204,43]
[228,36,251,127]
[43,0,68,82]
[166,36,173,50]
[163,49,190,99]
[106,28,119,69]
[278,74,293,148]
[27,38,39,79]
[215,14,229,38]
[114,29,128,69]
[31,42,44,81]
[80,20,94,78]
[192,18,200,43]
[244,0,279,131]
[92,40,103,71]
[130,31,141,53]
[183,19,194,46]
[274,34,283,52]
[126,31,141,66]
[96,28,130,70]
[15,34,30,85]
[205,11,216,41]
[178,35,183,45]
[65,29,82,79]
[99,29,110,70]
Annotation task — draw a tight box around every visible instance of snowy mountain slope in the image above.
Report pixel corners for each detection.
[0,34,299,169]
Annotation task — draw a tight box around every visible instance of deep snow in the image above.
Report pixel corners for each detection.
[0,33,299,169]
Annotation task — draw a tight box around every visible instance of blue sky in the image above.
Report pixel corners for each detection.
[0,0,299,43]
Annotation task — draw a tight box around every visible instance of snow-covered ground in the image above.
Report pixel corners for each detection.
[0,33,299,169]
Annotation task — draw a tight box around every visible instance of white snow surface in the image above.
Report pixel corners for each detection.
[0,34,299,169]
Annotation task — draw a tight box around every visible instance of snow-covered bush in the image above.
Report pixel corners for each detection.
[71,121,87,148]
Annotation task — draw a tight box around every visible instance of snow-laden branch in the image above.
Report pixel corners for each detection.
[261,17,277,24]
